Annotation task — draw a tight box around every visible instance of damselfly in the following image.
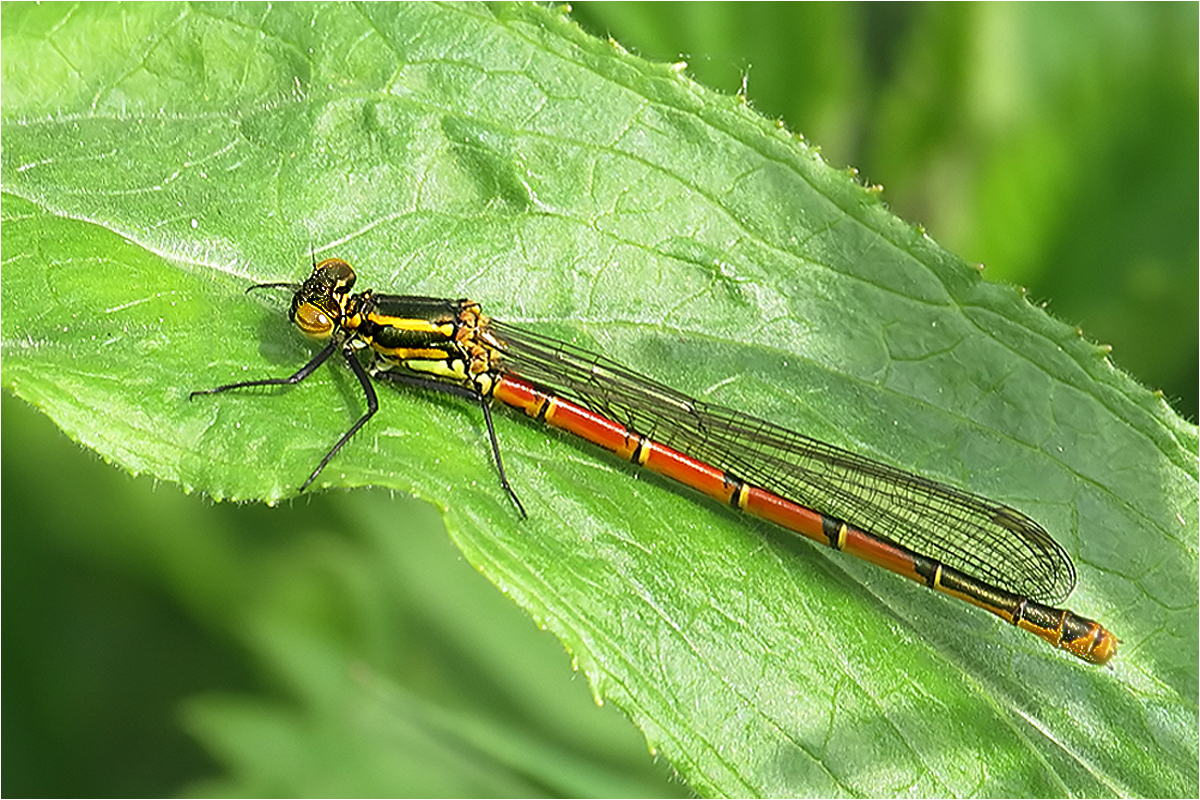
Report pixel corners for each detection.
[191,258,1118,664]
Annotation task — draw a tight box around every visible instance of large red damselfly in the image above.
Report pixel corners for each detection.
[191,258,1118,664]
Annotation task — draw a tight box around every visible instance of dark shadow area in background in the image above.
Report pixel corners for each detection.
[2,395,258,797]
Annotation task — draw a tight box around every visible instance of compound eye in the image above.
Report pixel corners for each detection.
[324,259,356,288]
[294,301,335,339]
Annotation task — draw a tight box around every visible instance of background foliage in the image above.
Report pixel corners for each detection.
[3,3,1196,797]
[572,2,1198,421]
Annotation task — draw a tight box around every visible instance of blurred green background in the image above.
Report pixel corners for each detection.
[4,3,1196,797]
[571,2,1198,420]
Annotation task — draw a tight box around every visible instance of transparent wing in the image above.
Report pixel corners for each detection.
[490,320,1076,604]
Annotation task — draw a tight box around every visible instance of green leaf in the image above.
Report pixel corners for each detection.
[3,2,1196,797]
[1,392,678,798]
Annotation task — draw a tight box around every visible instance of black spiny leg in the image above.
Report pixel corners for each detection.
[371,368,528,518]
[191,339,381,493]
[297,345,379,492]
[189,337,340,399]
